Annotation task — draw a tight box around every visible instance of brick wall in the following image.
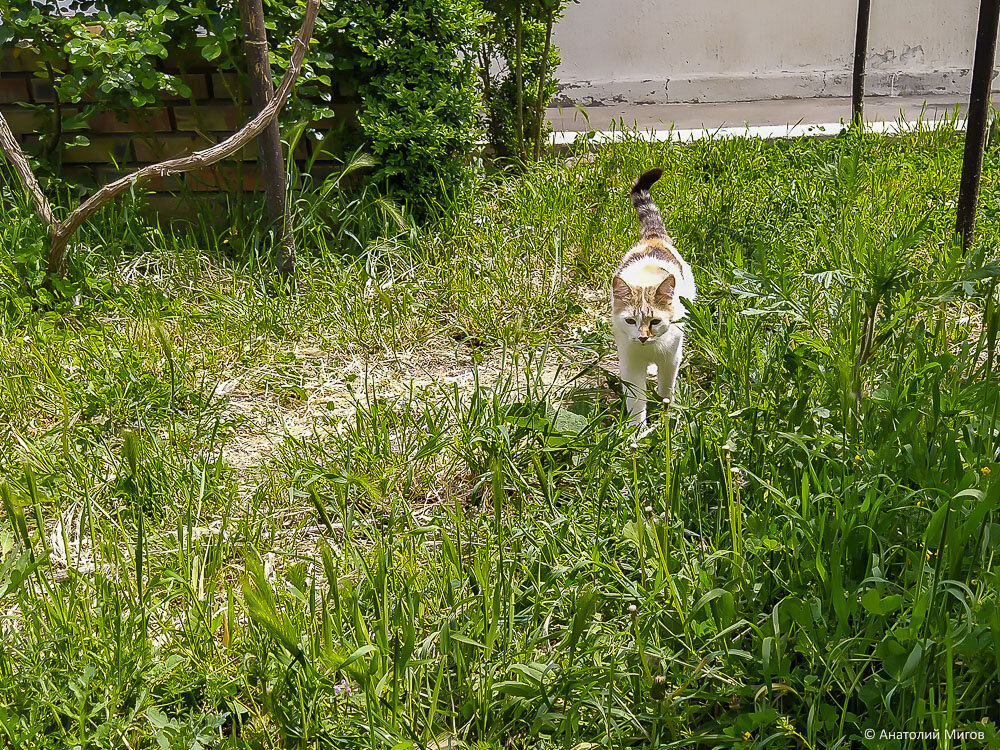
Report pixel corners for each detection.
[0,47,359,216]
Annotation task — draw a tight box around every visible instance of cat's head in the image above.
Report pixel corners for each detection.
[611,275,676,343]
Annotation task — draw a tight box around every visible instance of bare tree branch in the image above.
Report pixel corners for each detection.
[0,113,56,228]
[0,0,320,278]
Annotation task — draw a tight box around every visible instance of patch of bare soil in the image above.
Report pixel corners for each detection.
[216,334,609,493]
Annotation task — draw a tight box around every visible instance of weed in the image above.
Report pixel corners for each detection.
[2,123,1000,747]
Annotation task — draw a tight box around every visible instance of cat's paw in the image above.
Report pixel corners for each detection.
[635,422,657,440]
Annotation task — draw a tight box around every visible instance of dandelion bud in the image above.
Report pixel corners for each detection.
[650,674,668,700]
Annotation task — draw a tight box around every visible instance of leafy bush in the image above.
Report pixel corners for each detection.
[3,0,489,213]
[171,0,487,211]
[0,1,189,167]
[326,0,487,214]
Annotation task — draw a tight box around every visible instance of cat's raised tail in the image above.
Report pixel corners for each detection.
[630,168,667,240]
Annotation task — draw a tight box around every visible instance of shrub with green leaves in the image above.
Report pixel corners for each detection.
[0,1,189,167]
[3,0,489,213]
[326,0,486,214]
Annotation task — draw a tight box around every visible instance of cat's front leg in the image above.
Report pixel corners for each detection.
[619,354,649,426]
[656,334,683,403]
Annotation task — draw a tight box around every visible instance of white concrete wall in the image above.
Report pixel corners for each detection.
[552,0,998,104]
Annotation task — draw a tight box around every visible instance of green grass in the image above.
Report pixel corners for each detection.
[3,122,1000,748]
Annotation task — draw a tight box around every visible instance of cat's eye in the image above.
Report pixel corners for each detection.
[650,318,662,326]
[625,317,636,325]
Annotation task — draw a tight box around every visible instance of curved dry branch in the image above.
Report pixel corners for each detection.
[0,114,56,227]
[0,0,320,277]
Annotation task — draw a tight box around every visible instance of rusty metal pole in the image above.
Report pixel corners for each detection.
[956,0,1000,254]
[851,0,871,124]
[240,0,296,282]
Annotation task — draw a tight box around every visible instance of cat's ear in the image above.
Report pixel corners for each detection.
[654,275,676,305]
[612,276,632,302]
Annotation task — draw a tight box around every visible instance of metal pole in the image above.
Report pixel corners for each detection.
[956,0,1000,254]
[852,0,871,124]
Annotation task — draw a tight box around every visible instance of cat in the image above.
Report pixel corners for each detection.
[611,168,696,425]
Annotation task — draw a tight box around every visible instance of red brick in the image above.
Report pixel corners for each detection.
[0,78,29,104]
[0,104,44,133]
[88,108,172,133]
[28,78,54,103]
[139,193,232,226]
[159,74,211,101]
[58,107,87,132]
[0,48,43,73]
[133,133,256,162]
[302,163,341,184]
[59,165,100,185]
[134,133,204,161]
[63,165,178,194]
[186,165,264,192]
[307,130,354,162]
[8,105,91,133]
[292,138,311,160]
[9,106,89,133]
[162,47,214,72]
[211,73,247,101]
[310,102,359,130]
[58,136,134,165]
[18,133,132,165]
[173,104,241,132]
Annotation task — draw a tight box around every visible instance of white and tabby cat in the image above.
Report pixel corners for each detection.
[612,168,696,425]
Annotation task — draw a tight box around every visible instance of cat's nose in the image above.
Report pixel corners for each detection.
[638,336,648,343]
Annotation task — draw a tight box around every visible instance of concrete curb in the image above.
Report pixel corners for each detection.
[548,116,969,147]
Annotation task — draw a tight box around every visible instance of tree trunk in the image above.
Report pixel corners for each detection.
[532,10,553,161]
[239,0,296,283]
[515,4,525,160]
